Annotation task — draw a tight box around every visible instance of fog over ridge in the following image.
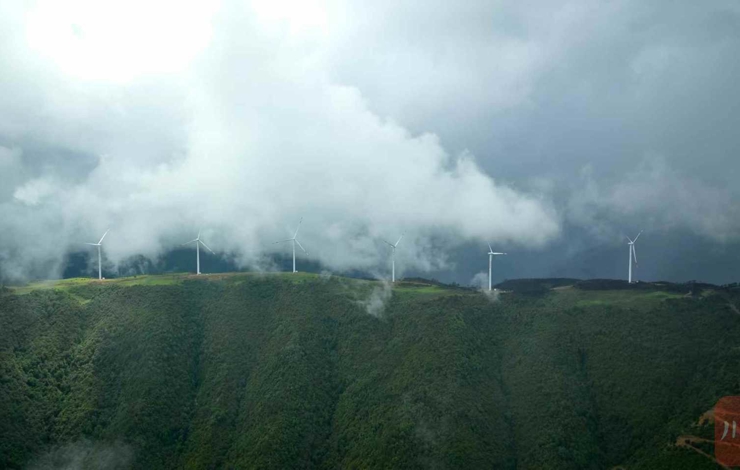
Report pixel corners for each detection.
[0,0,560,281]
[1,0,739,283]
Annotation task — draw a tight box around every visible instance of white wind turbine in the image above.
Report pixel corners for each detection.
[274,218,307,273]
[487,244,507,291]
[626,231,642,284]
[183,229,214,275]
[382,234,404,283]
[85,229,110,280]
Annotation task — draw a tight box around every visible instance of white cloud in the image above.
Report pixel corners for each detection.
[567,155,740,242]
[13,177,58,206]
[25,0,219,82]
[0,0,560,280]
[3,0,739,283]
[357,280,393,317]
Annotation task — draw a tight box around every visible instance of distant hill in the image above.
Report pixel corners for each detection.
[2,274,739,469]
[494,278,581,295]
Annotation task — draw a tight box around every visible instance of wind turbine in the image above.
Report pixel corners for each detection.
[183,229,214,275]
[382,234,404,283]
[487,244,507,291]
[274,218,307,273]
[626,231,642,284]
[85,229,110,280]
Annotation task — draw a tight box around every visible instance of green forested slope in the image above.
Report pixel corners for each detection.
[1,275,739,469]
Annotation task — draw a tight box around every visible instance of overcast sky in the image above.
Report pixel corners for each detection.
[1,0,738,284]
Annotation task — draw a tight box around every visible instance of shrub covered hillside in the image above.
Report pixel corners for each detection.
[1,274,739,469]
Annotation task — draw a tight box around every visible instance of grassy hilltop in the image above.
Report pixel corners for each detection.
[1,274,740,469]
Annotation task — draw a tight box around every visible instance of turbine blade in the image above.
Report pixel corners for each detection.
[182,239,198,246]
[85,243,99,246]
[488,243,493,253]
[197,228,201,240]
[395,233,404,247]
[295,238,307,254]
[633,231,642,243]
[626,236,634,244]
[293,217,303,238]
[632,244,638,265]
[199,240,215,254]
[98,229,110,244]
[274,238,293,244]
[382,239,395,248]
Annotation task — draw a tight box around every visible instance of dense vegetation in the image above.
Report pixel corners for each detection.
[1,273,739,469]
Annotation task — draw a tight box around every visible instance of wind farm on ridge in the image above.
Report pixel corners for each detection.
[78,222,648,288]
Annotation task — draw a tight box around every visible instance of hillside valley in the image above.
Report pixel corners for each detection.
[2,274,740,469]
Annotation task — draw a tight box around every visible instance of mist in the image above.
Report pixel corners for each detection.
[1,0,739,284]
[0,0,558,282]
[27,439,133,470]
[358,279,393,317]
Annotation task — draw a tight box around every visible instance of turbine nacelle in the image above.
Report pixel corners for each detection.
[183,231,215,254]
[274,218,308,254]
[626,231,641,264]
[626,230,642,245]
[487,243,506,256]
[383,233,404,250]
[85,229,110,247]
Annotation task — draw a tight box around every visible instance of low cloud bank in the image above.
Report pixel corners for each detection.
[0,2,560,281]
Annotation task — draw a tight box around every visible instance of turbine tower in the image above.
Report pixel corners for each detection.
[627,231,642,283]
[85,229,110,280]
[487,244,507,291]
[183,229,214,275]
[274,218,307,273]
[383,234,404,283]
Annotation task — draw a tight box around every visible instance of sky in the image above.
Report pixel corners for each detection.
[1,0,739,285]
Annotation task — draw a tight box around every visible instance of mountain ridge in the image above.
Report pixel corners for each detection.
[1,273,738,469]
